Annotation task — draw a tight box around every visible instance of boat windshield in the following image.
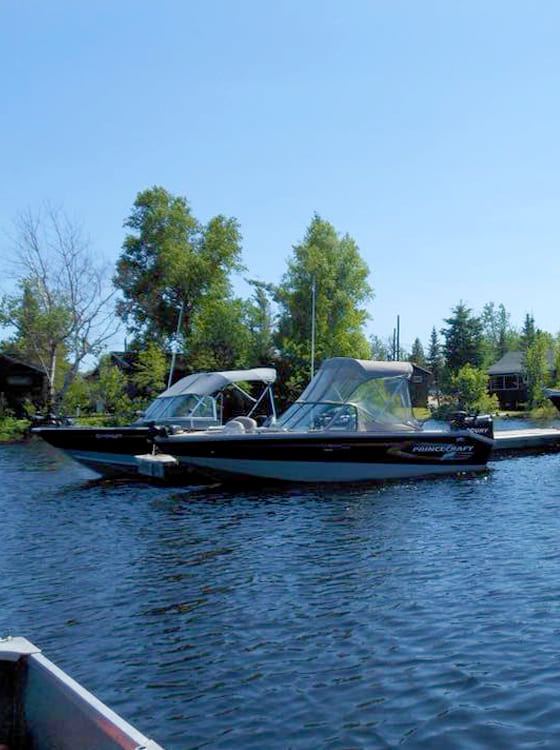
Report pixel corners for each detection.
[278,372,419,432]
[141,394,216,422]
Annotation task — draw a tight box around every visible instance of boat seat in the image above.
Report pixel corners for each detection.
[230,416,258,433]
[223,419,246,433]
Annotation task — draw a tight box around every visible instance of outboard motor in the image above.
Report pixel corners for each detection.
[449,411,494,440]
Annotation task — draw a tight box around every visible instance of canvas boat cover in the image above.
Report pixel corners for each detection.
[277,358,417,431]
[293,358,412,404]
[160,367,276,399]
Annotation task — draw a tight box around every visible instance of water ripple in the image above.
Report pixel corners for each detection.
[3,440,560,747]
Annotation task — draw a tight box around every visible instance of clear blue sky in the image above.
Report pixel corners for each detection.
[2,0,559,354]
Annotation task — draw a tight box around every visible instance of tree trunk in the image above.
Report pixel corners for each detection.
[47,347,57,414]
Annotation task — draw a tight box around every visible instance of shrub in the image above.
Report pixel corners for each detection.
[0,417,29,442]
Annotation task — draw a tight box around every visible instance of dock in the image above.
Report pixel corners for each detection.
[492,427,560,455]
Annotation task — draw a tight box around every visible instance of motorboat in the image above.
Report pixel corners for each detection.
[33,367,276,479]
[155,358,494,484]
[0,636,163,749]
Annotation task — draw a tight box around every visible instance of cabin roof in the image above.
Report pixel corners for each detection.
[0,352,46,375]
[488,350,555,375]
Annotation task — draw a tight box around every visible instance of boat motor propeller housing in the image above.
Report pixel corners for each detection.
[449,411,494,440]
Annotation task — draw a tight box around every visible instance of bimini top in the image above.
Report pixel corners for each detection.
[295,358,412,404]
[277,358,417,432]
[161,367,277,399]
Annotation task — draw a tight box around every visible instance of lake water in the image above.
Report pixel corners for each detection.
[2,437,560,748]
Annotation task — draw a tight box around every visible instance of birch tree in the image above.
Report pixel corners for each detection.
[0,206,118,410]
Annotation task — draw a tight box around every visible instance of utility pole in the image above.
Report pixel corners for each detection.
[310,278,316,379]
[167,301,184,389]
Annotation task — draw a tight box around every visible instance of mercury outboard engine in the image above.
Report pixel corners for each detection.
[449,411,494,440]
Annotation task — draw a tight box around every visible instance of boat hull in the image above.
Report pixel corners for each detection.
[0,636,163,749]
[33,426,160,478]
[158,430,494,484]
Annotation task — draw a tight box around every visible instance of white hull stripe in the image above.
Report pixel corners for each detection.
[65,450,140,473]
[177,456,488,482]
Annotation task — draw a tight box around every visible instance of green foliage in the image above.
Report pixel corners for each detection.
[245,281,276,365]
[369,335,389,360]
[441,302,484,376]
[0,206,117,412]
[1,278,71,401]
[131,343,167,404]
[481,302,518,364]
[188,297,253,371]
[93,358,133,417]
[0,418,28,442]
[409,338,426,367]
[520,313,536,352]
[60,374,94,416]
[553,337,560,388]
[451,364,499,413]
[427,326,444,389]
[523,331,550,408]
[114,186,243,348]
[275,213,372,387]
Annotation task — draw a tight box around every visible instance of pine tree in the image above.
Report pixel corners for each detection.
[427,326,444,401]
[441,302,484,374]
[520,313,536,352]
[409,338,426,367]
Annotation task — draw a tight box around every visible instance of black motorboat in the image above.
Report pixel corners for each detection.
[156,358,494,484]
[33,367,276,479]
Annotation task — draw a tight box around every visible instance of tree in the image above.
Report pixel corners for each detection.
[370,334,389,360]
[131,342,168,404]
[0,206,118,410]
[187,297,253,371]
[427,327,443,387]
[409,338,426,367]
[520,313,536,352]
[451,364,499,413]
[245,280,277,365]
[524,331,550,408]
[481,302,517,364]
[553,335,560,388]
[61,374,95,416]
[93,357,132,417]
[114,186,243,348]
[275,214,373,385]
[441,302,484,375]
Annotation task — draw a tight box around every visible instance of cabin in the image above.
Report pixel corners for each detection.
[488,350,556,408]
[0,353,47,417]
[410,364,432,408]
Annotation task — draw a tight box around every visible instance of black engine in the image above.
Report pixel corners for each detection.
[449,411,494,440]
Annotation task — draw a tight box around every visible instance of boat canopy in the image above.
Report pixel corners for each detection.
[161,367,276,398]
[294,358,412,403]
[139,367,277,425]
[277,358,418,432]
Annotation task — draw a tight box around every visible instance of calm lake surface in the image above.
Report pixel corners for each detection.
[3,436,560,749]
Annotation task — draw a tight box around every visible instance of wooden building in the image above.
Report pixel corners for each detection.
[410,364,432,408]
[488,350,556,408]
[0,353,47,417]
